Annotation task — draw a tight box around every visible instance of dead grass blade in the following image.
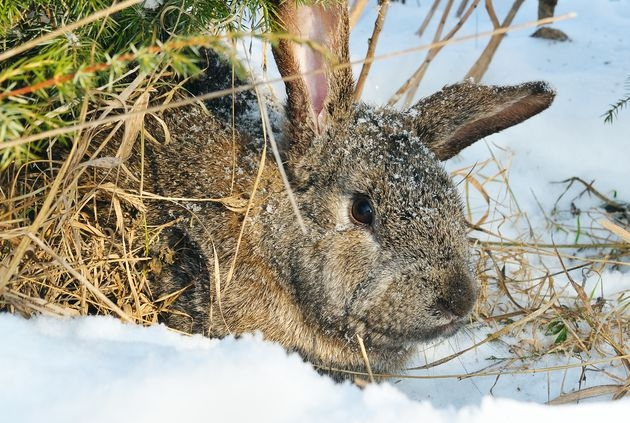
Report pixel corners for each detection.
[26,233,133,323]
[356,334,376,384]
[117,90,150,160]
[547,384,626,404]
[0,98,88,291]
[601,219,630,243]
[211,241,231,335]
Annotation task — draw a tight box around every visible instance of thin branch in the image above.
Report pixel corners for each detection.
[485,0,500,29]
[390,0,483,108]
[354,0,390,101]
[416,0,442,37]
[456,0,470,18]
[349,0,370,29]
[391,0,455,106]
[465,0,525,82]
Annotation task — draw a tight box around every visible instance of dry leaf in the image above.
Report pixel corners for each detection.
[117,90,150,160]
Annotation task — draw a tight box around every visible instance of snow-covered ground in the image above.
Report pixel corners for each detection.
[2,0,629,420]
[3,314,630,422]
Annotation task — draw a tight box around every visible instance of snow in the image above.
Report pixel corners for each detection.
[2,314,629,422]
[2,0,630,421]
[142,0,164,10]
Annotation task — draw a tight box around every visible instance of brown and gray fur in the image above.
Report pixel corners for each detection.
[101,0,554,378]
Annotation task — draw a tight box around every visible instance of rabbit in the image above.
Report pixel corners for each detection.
[103,0,555,379]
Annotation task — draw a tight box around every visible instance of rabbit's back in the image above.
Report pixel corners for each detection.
[135,62,286,335]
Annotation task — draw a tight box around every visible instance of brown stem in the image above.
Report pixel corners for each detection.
[349,0,370,29]
[456,0,469,18]
[354,0,390,101]
[416,0,442,37]
[390,0,454,106]
[485,0,500,29]
[538,0,558,20]
[390,0,482,108]
[465,0,525,82]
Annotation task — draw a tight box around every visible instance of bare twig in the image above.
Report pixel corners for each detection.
[390,0,483,108]
[485,0,500,29]
[349,0,370,29]
[456,0,470,18]
[416,0,442,37]
[354,0,390,101]
[465,0,525,82]
[392,0,455,107]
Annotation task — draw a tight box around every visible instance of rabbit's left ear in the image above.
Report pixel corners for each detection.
[271,0,354,158]
[405,81,555,161]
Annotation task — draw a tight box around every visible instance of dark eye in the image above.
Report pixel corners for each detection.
[350,196,374,226]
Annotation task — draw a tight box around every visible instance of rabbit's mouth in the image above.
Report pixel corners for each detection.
[429,300,471,337]
[355,316,466,349]
[432,317,466,339]
[413,316,467,341]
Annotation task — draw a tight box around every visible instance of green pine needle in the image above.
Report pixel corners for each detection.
[0,0,279,168]
[603,75,630,124]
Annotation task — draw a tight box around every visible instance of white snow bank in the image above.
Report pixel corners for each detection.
[2,314,629,423]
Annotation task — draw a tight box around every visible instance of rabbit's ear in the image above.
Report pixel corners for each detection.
[271,0,354,156]
[406,81,555,161]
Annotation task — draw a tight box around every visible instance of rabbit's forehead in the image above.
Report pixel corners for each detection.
[345,106,437,160]
[328,108,458,202]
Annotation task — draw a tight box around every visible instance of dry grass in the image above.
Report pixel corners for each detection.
[432,150,630,402]
[0,71,181,325]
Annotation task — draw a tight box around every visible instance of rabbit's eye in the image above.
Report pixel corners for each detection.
[350,196,374,226]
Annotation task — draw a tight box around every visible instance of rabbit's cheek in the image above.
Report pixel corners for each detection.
[324,234,381,301]
[346,261,475,345]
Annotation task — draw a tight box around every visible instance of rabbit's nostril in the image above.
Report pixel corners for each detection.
[437,283,476,319]
[439,267,478,316]
[435,299,457,319]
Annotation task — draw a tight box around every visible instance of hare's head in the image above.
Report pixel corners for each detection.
[267,1,554,353]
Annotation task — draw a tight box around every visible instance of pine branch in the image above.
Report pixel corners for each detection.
[603,76,630,124]
[0,0,276,168]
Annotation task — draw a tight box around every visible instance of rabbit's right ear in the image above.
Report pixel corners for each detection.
[406,81,555,161]
[270,0,354,160]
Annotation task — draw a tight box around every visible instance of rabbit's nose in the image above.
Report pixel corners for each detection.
[438,270,477,318]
